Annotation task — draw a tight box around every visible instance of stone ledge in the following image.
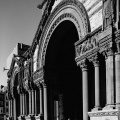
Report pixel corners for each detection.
[88,109,119,117]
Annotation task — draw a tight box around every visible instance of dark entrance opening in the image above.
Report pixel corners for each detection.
[45,20,82,120]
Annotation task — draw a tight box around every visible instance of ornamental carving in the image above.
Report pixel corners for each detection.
[33,68,44,86]
[38,0,90,67]
[88,111,119,117]
[76,36,98,57]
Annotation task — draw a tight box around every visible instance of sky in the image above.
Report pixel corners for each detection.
[0,0,44,86]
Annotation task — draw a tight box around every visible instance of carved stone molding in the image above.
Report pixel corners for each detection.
[37,0,90,68]
[88,110,119,117]
[79,59,89,71]
[33,68,44,87]
[92,54,100,67]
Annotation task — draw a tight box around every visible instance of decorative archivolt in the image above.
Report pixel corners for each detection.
[37,0,91,68]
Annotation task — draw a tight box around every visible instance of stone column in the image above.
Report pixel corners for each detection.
[13,98,16,120]
[116,0,120,29]
[24,94,27,115]
[93,59,101,110]
[35,90,37,115]
[20,94,23,115]
[11,100,13,117]
[115,53,120,107]
[32,90,35,115]
[39,86,43,116]
[43,82,48,120]
[29,90,32,115]
[80,60,88,120]
[9,100,11,117]
[23,94,25,116]
[105,54,115,107]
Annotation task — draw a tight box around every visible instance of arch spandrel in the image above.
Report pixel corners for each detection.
[37,0,91,68]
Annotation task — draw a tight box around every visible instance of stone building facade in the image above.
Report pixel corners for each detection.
[6,0,120,120]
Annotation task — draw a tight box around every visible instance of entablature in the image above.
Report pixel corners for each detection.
[75,26,119,65]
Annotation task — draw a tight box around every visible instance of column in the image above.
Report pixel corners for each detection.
[11,100,13,118]
[115,53,120,107]
[23,94,25,115]
[20,94,23,115]
[32,90,35,115]
[105,55,115,106]
[29,91,32,115]
[80,60,88,120]
[93,60,101,110]
[43,82,48,120]
[35,90,37,115]
[39,86,43,116]
[24,94,27,115]
[9,100,11,117]
[116,0,120,29]
[13,98,16,120]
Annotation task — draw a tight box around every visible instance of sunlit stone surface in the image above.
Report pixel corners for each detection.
[52,0,102,32]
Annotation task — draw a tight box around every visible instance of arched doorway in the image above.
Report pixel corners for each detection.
[44,20,82,120]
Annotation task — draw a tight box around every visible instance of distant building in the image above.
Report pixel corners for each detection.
[0,86,9,120]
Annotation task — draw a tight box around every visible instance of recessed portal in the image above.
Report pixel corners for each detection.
[45,20,82,120]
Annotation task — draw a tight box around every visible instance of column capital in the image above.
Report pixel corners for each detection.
[42,82,47,88]
[80,59,88,71]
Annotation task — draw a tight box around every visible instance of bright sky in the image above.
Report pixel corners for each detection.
[0,0,43,86]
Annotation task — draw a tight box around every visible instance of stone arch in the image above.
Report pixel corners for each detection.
[11,66,19,88]
[37,0,91,68]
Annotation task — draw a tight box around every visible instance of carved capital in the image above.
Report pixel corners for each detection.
[80,59,88,71]
[92,54,100,67]
[42,81,47,88]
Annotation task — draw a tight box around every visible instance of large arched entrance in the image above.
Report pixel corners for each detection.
[44,20,82,120]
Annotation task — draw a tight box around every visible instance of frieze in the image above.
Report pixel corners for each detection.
[75,35,98,57]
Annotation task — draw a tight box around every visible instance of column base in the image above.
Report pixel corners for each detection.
[115,103,120,109]
[103,104,116,110]
[18,115,26,120]
[35,114,44,120]
[25,115,36,120]
[92,106,102,111]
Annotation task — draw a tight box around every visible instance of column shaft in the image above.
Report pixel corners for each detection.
[13,99,16,120]
[32,90,35,115]
[40,87,43,115]
[24,94,27,115]
[82,68,88,120]
[9,100,11,117]
[35,90,37,115]
[106,55,114,105]
[11,100,13,117]
[20,94,23,115]
[23,94,25,115]
[115,53,120,105]
[43,83,48,120]
[29,91,32,115]
[94,63,100,108]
